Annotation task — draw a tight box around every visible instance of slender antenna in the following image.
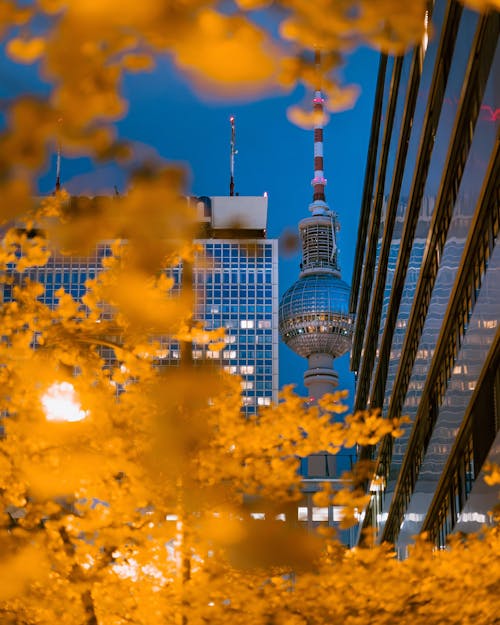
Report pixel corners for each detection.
[229,115,236,196]
[55,141,61,192]
[55,117,63,193]
[311,50,327,205]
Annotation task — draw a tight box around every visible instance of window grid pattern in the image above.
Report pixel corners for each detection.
[3,239,278,417]
[140,241,278,415]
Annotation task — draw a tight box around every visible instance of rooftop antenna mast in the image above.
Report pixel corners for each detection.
[55,117,62,192]
[55,141,61,192]
[229,115,236,196]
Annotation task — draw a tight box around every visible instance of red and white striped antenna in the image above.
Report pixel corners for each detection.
[311,50,328,210]
[229,115,236,196]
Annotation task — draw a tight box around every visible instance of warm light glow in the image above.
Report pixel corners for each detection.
[41,381,89,422]
[369,476,385,492]
[422,10,429,53]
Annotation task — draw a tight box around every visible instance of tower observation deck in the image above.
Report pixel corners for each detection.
[279,62,354,399]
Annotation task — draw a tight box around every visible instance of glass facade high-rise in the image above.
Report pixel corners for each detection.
[3,195,279,416]
[350,0,499,555]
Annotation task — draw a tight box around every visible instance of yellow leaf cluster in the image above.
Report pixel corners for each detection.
[484,461,500,486]
[6,36,45,63]
[0,0,31,38]
[172,9,279,96]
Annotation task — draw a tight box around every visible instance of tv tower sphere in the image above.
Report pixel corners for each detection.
[279,73,354,398]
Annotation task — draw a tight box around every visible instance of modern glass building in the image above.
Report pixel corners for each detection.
[3,194,279,416]
[350,0,499,555]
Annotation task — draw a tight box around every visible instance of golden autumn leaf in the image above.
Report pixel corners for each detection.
[0,177,32,222]
[121,53,155,72]
[172,9,280,96]
[224,517,323,570]
[6,37,45,63]
[235,0,273,8]
[461,0,500,8]
[287,104,331,130]
[484,462,500,486]
[0,544,50,601]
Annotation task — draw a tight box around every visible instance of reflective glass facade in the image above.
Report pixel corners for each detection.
[3,200,279,417]
[193,239,278,414]
[350,1,500,553]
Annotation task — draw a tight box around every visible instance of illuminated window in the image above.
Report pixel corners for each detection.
[241,319,254,329]
[312,507,328,522]
[240,365,254,375]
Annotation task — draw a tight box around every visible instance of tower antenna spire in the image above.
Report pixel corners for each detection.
[229,115,236,196]
[311,49,327,209]
[279,46,353,402]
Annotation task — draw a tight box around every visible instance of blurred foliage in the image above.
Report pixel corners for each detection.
[0,0,499,623]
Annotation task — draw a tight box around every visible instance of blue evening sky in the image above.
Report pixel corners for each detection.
[2,45,380,406]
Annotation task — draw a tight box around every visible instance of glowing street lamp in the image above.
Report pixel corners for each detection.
[41,381,89,422]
